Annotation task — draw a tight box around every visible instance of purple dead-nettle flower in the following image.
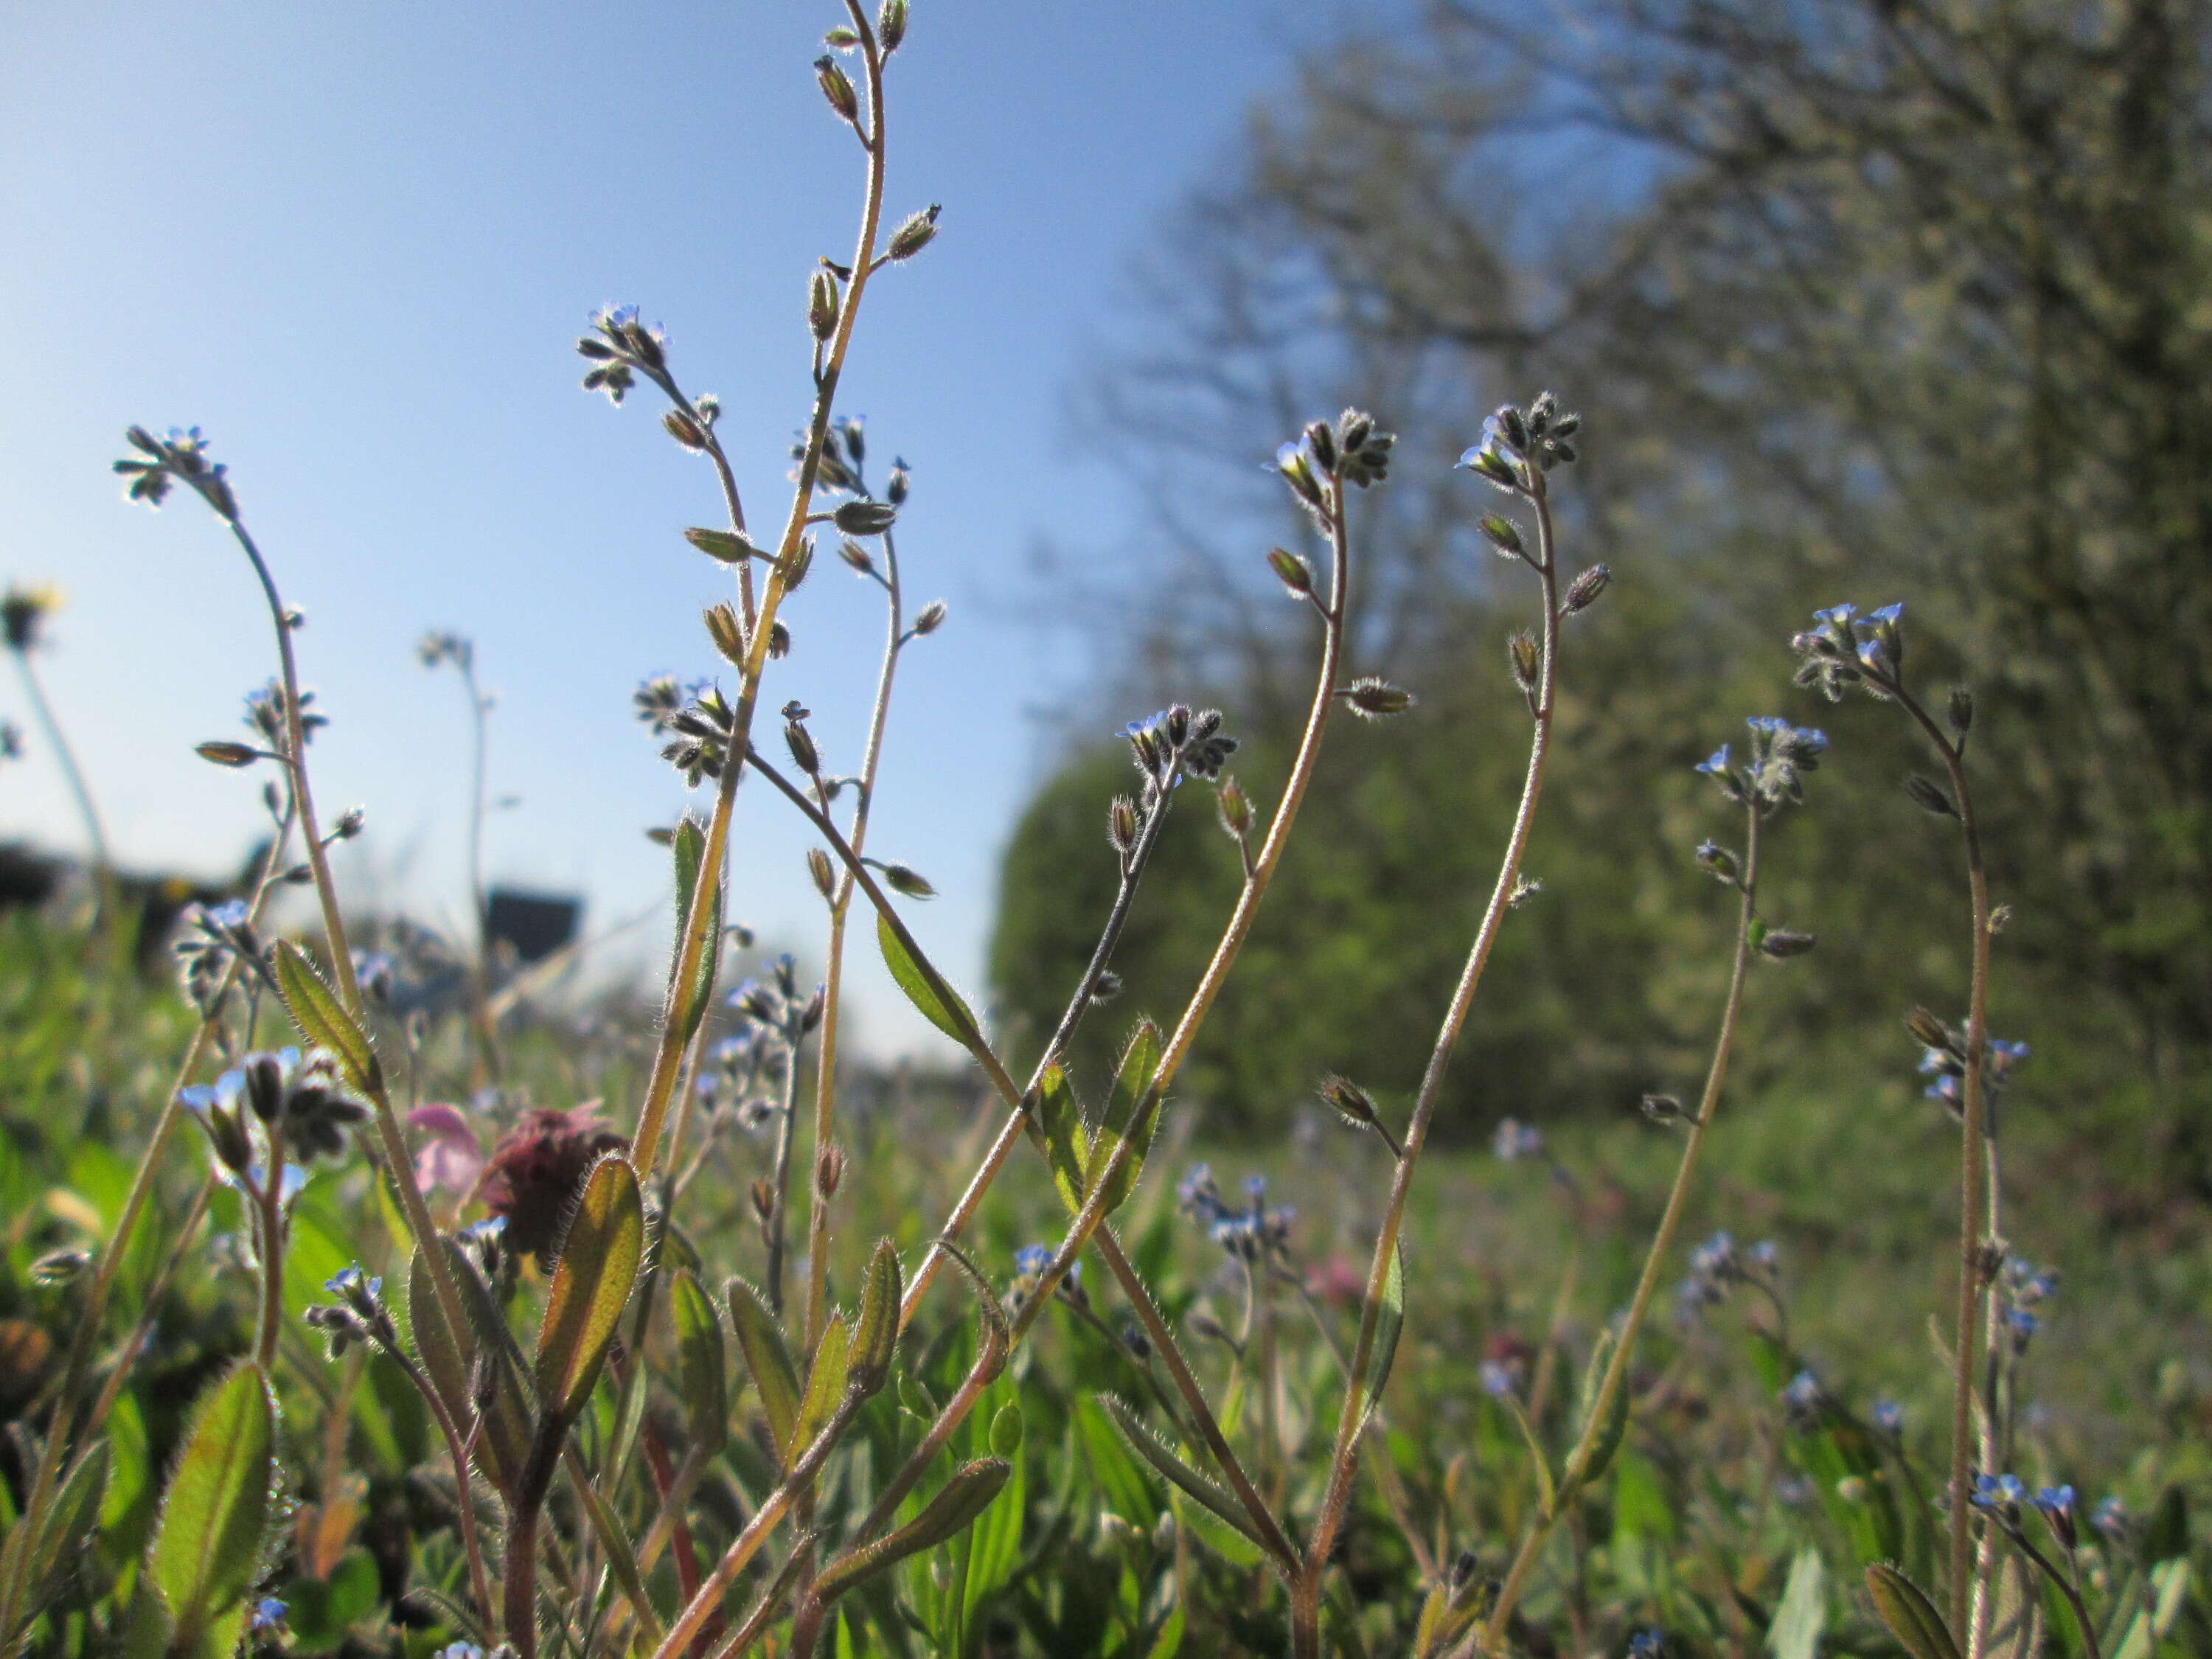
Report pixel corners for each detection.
[1492,1117,1543,1163]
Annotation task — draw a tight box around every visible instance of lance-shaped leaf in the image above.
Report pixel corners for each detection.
[1082,1020,1163,1216]
[810,1458,1012,1610]
[790,1315,852,1461]
[670,1270,728,1455]
[1034,1064,1088,1217]
[574,1470,665,1647]
[1865,1565,1961,1659]
[534,1153,644,1424]
[877,911,985,1055]
[1099,1394,1271,1554]
[414,1238,533,1487]
[1572,1327,1630,1490]
[1353,1242,1406,1427]
[148,1363,274,1644]
[726,1276,801,1461]
[669,816,723,1044]
[7,1439,109,1634]
[272,940,380,1094]
[849,1239,902,1400]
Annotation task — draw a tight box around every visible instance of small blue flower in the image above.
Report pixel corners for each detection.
[1012,1245,1051,1280]
[1628,1629,1664,1659]
[2091,1496,2128,1539]
[1871,1399,1904,1433]
[1478,1360,1518,1398]
[1973,1473,2025,1509]
[1749,1239,1778,1268]
[248,1596,288,1632]
[1695,744,1731,776]
[1242,1173,1267,1208]
[1868,602,1904,626]
[2007,1308,2039,1338]
[1781,1369,1823,1417]
[2034,1485,2075,1517]
[1492,1118,1543,1162]
[206,898,250,930]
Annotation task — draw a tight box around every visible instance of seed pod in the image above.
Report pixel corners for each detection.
[1267,546,1314,597]
[785,720,820,776]
[1564,563,1612,614]
[704,602,745,666]
[911,599,947,636]
[1107,796,1139,854]
[1947,686,1975,737]
[888,204,941,261]
[1346,677,1413,719]
[196,740,260,768]
[838,536,874,574]
[333,807,366,840]
[808,846,836,900]
[1905,1007,1951,1051]
[1320,1075,1378,1130]
[1304,419,1338,476]
[768,620,791,658]
[1904,773,1958,817]
[876,862,936,900]
[1508,630,1540,695]
[781,537,815,594]
[834,499,898,536]
[1216,776,1251,841]
[814,55,859,122]
[1758,929,1816,959]
[877,0,908,49]
[815,1142,846,1199]
[664,409,707,451]
[1478,514,1524,557]
[809,270,838,341]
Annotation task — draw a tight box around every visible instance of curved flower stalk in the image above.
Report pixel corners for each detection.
[1289,393,1587,1658]
[1791,600,2003,1649]
[1460,710,1829,1658]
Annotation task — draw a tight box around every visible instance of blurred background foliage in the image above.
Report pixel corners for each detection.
[991,0,2212,1210]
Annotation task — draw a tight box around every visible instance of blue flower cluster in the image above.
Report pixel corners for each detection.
[1177,1164,1295,1263]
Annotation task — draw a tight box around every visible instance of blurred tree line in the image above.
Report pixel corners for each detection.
[991,0,2212,1201]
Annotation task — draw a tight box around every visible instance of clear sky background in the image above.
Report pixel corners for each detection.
[0,1,1354,1056]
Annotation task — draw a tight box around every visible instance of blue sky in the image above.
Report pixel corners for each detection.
[0,1,1355,1054]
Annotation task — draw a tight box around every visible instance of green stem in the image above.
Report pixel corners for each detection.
[1299,476,1562,1644]
[9,647,112,899]
[1478,799,1764,1655]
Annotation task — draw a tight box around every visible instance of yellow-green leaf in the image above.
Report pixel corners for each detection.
[149,1363,274,1639]
[671,1270,728,1455]
[790,1315,852,1461]
[877,911,984,1054]
[1099,1394,1270,1554]
[1865,1565,1961,1659]
[726,1276,801,1464]
[849,1239,902,1400]
[669,815,723,1044]
[1082,1020,1163,1217]
[1036,1064,1088,1217]
[1354,1242,1405,1427]
[272,940,380,1093]
[811,1458,1011,1609]
[534,1154,644,1424]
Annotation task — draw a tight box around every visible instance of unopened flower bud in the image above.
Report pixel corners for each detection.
[768,620,791,658]
[808,846,835,900]
[1905,1007,1951,1051]
[1947,686,1974,737]
[815,1142,846,1200]
[196,740,260,768]
[751,1179,776,1225]
[1758,928,1816,959]
[911,599,947,636]
[1694,841,1739,883]
[1088,970,1123,1003]
[877,0,908,50]
[333,807,365,840]
[1320,1075,1378,1129]
[1304,419,1338,476]
[1640,1093,1688,1124]
[1274,443,1324,509]
[838,537,874,574]
[809,270,838,341]
[1564,563,1611,614]
[834,499,897,536]
[875,861,936,900]
[1478,514,1524,557]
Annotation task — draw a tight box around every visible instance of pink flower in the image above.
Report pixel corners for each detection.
[407,1102,485,1196]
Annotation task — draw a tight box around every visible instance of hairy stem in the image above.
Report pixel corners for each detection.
[1478,799,1764,1655]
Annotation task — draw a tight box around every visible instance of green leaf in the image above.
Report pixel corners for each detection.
[1354,1242,1405,1426]
[791,1315,852,1461]
[281,1548,380,1654]
[1035,1063,1088,1217]
[669,815,723,1044]
[148,1363,274,1641]
[574,1471,665,1647]
[1502,1394,1557,1521]
[929,1238,1010,1380]
[1574,1329,1630,1489]
[1865,1564,1961,1659]
[726,1276,801,1464]
[812,1458,1012,1610]
[671,1270,728,1455]
[1768,1548,1825,1659]
[6,1439,108,1634]
[877,911,984,1054]
[1082,1020,1164,1216]
[533,1153,644,1424]
[849,1239,902,1399]
[1075,1395,1161,1528]
[1099,1394,1270,1554]
[421,1237,534,1487]
[271,940,380,1093]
